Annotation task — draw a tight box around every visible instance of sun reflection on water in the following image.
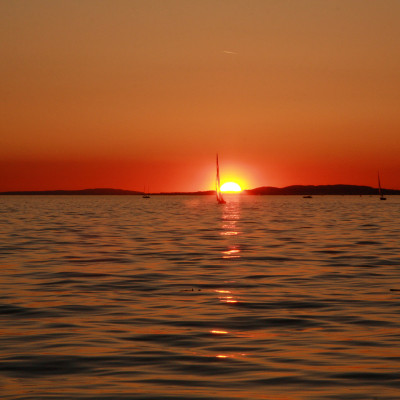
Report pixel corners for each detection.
[220,197,241,237]
[216,199,242,305]
[210,330,228,335]
[222,248,241,258]
[215,291,239,304]
[220,198,241,254]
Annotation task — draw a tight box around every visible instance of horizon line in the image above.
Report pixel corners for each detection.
[0,183,399,195]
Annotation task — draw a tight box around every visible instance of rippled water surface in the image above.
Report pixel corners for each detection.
[1,195,400,399]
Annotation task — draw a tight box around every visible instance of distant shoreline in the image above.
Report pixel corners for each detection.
[1,185,399,196]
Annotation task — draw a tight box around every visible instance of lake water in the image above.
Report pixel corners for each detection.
[1,195,400,400]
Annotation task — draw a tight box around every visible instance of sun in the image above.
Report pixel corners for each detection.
[220,182,242,192]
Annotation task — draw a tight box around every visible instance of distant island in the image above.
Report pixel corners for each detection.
[245,184,400,196]
[1,185,399,196]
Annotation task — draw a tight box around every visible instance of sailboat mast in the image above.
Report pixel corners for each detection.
[216,155,221,198]
[216,154,226,204]
[378,172,386,200]
[216,155,219,201]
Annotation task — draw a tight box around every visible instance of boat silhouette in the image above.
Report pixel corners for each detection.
[216,154,226,204]
[142,186,150,199]
[378,172,386,200]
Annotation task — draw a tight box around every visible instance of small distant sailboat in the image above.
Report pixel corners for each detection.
[142,185,150,199]
[378,172,386,200]
[216,154,226,204]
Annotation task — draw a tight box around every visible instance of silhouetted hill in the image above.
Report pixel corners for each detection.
[244,185,400,195]
[156,191,215,195]
[0,188,215,195]
[0,188,143,195]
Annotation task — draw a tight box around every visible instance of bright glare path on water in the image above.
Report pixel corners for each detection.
[1,195,400,399]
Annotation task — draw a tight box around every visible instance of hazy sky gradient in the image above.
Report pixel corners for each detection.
[2,0,400,191]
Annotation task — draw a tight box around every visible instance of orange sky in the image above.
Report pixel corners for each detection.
[1,0,400,191]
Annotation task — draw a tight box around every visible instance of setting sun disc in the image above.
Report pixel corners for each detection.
[220,182,242,192]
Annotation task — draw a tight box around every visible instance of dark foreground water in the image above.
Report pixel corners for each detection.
[1,195,400,400]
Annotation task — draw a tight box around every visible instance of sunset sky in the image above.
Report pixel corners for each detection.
[1,0,400,192]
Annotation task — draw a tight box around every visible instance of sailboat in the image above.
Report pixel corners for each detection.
[216,154,226,204]
[142,185,150,199]
[378,172,386,200]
